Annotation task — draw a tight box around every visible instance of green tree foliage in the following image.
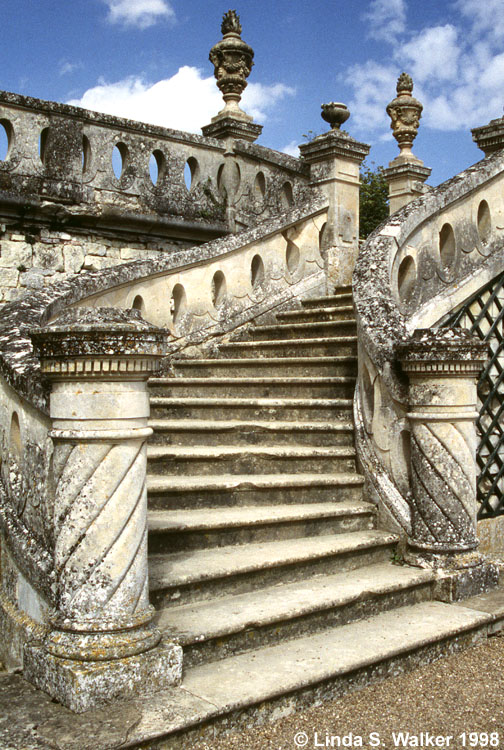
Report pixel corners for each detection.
[359,161,389,239]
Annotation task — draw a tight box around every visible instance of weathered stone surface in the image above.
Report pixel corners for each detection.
[0,241,32,269]
[62,244,85,273]
[24,638,183,713]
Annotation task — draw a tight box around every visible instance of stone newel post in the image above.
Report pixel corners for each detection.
[299,103,369,289]
[24,308,182,713]
[398,329,487,564]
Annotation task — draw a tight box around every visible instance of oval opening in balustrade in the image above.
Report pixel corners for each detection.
[254,171,266,200]
[286,241,300,274]
[397,255,416,302]
[211,270,227,308]
[82,135,91,173]
[251,254,265,289]
[361,365,374,428]
[112,142,128,181]
[0,120,13,161]
[10,412,22,463]
[281,181,294,209]
[39,128,49,166]
[150,150,165,186]
[171,283,187,325]
[439,223,456,267]
[184,157,199,191]
[131,295,146,316]
[477,200,491,245]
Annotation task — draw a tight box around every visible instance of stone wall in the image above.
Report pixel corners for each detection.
[0,226,192,305]
[0,90,312,306]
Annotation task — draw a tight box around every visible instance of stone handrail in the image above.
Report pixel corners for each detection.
[353,150,504,539]
[0,90,309,238]
[0,197,329,658]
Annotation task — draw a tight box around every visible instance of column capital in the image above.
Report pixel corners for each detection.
[31,307,168,380]
[397,327,487,376]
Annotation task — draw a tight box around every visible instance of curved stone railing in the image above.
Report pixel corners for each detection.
[353,150,504,548]
[0,197,328,667]
[0,90,309,236]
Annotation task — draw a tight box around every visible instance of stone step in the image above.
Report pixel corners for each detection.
[175,601,489,736]
[147,444,357,476]
[156,563,436,667]
[148,418,355,447]
[147,471,365,510]
[277,304,355,323]
[149,376,356,399]
[172,355,358,378]
[219,336,357,358]
[302,292,353,307]
[249,319,356,340]
[148,500,375,552]
[0,602,496,749]
[148,530,398,608]
[149,396,354,421]
[147,473,364,510]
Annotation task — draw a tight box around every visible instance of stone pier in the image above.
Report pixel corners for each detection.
[23,308,182,712]
[398,329,487,567]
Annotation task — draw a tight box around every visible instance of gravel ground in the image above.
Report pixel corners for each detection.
[185,634,504,750]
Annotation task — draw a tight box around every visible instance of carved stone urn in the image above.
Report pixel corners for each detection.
[209,10,254,120]
[321,102,350,131]
[386,73,423,161]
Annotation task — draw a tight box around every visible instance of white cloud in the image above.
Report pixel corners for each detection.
[455,0,504,42]
[282,141,300,157]
[363,0,407,43]
[242,83,295,122]
[67,66,294,133]
[345,61,398,134]
[59,60,83,76]
[397,25,460,82]
[345,0,504,137]
[102,0,175,29]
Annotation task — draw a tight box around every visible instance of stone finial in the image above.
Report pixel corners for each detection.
[321,102,350,131]
[209,9,254,119]
[221,8,242,34]
[386,72,423,161]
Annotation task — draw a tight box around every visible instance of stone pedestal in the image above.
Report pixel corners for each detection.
[299,125,369,288]
[384,160,431,215]
[398,329,487,567]
[24,308,182,712]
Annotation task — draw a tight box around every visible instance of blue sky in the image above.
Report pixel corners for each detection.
[1,0,503,186]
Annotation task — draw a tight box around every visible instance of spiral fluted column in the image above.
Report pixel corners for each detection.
[23,308,182,712]
[398,328,487,566]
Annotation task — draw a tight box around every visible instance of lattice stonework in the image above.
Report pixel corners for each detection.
[444,271,504,518]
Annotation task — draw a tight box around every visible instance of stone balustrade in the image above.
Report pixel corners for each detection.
[353,147,504,568]
[0,90,309,238]
[0,197,329,668]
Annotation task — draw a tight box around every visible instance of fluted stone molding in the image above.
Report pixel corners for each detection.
[384,73,431,214]
[202,10,262,143]
[23,308,182,712]
[299,108,369,288]
[398,329,487,564]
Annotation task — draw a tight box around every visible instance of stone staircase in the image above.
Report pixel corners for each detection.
[141,286,492,739]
